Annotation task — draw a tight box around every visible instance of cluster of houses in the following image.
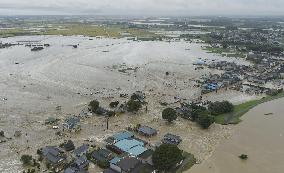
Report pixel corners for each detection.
[0,42,13,49]
[195,53,284,95]
[38,125,183,173]
[209,28,283,49]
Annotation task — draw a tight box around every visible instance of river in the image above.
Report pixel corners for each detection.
[190,97,284,173]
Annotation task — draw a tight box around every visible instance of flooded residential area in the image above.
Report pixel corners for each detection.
[0,2,284,173]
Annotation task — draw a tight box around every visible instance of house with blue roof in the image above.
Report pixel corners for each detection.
[105,131,134,144]
[107,138,147,158]
[127,145,147,157]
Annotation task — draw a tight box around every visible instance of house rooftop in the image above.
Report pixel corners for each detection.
[92,148,112,162]
[42,146,65,164]
[137,126,157,136]
[110,157,121,165]
[127,145,147,157]
[103,168,118,173]
[162,133,182,145]
[113,131,134,141]
[74,144,89,156]
[114,138,144,153]
[117,157,140,172]
[64,167,88,173]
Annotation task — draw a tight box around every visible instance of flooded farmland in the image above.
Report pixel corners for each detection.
[0,35,257,172]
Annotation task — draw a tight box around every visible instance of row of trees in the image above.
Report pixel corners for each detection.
[161,104,215,129]
[161,100,234,129]
[208,101,234,115]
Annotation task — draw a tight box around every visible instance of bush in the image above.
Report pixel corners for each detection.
[109,101,119,108]
[20,155,33,165]
[126,99,142,112]
[197,114,215,129]
[97,160,109,169]
[208,101,234,115]
[239,154,248,160]
[89,100,100,112]
[152,144,183,171]
[36,149,42,155]
[190,104,207,121]
[107,111,115,117]
[162,108,177,123]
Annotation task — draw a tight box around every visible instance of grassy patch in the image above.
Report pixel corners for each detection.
[0,29,30,37]
[42,24,121,37]
[215,92,284,125]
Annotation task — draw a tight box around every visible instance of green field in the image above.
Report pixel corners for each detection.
[215,92,284,125]
[1,24,159,39]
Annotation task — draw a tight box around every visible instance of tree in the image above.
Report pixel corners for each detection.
[208,101,234,115]
[0,130,4,137]
[109,101,119,108]
[152,144,183,171]
[126,99,142,112]
[162,108,177,123]
[89,100,100,112]
[239,154,248,160]
[20,155,33,165]
[197,114,215,129]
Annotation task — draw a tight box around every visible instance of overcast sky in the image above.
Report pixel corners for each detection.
[0,0,283,16]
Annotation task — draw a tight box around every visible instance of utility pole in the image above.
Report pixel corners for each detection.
[106,118,109,130]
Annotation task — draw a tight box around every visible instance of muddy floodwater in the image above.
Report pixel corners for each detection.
[191,97,284,173]
[0,35,256,172]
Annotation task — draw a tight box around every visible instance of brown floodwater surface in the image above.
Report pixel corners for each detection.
[191,98,284,173]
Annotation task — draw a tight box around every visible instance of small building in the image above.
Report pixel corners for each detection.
[137,149,154,165]
[63,117,81,132]
[42,146,66,171]
[64,167,88,173]
[75,155,89,170]
[109,157,122,172]
[162,133,182,145]
[92,148,113,162]
[45,117,59,125]
[110,157,141,173]
[74,144,89,157]
[137,126,157,137]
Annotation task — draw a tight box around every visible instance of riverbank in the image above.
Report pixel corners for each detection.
[215,91,284,125]
[190,97,284,173]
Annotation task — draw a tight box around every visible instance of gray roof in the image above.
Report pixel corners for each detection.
[162,133,182,145]
[64,117,80,129]
[92,149,112,161]
[64,167,88,173]
[74,144,89,156]
[117,157,140,172]
[75,155,89,169]
[103,168,118,173]
[137,126,157,136]
[42,146,65,164]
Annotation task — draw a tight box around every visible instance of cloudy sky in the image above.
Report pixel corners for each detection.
[0,0,283,16]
